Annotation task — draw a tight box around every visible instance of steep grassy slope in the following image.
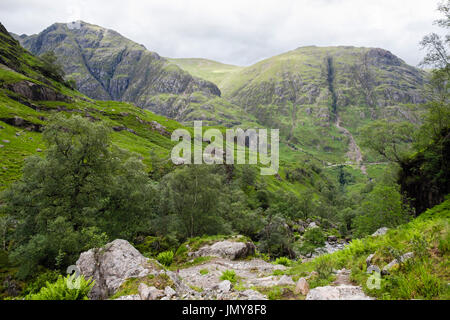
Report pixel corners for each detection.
[168,58,243,87]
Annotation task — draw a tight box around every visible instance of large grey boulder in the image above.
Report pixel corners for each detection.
[76,239,155,299]
[306,285,374,300]
[191,240,256,260]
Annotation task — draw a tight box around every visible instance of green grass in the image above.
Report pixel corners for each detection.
[286,198,450,300]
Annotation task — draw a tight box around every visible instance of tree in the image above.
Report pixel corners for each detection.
[158,165,230,239]
[360,120,416,164]
[2,114,153,278]
[352,184,411,237]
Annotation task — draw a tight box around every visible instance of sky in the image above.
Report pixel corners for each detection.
[0,0,445,66]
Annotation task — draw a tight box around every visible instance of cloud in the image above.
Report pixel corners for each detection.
[0,0,444,66]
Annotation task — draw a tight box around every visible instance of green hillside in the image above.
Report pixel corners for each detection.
[168,58,243,87]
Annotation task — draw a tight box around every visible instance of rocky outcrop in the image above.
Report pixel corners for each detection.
[76,239,156,299]
[3,80,68,102]
[191,240,256,260]
[306,285,374,300]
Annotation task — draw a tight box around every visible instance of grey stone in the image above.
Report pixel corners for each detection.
[372,227,389,236]
[306,285,374,300]
[76,239,154,299]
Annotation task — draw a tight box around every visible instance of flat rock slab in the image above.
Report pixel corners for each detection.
[306,285,374,300]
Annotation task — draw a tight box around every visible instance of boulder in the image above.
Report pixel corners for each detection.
[218,280,232,293]
[76,239,154,299]
[381,252,414,275]
[192,240,256,260]
[306,285,374,300]
[138,284,164,300]
[294,278,309,295]
[114,294,140,300]
[372,227,389,236]
[366,253,375,267]
[308,222,319,229]
[239,289,267,300]
[327,235,337,242]
[164,286,177,298]
[277,275,295,286]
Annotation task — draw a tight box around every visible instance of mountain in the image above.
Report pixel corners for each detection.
[189,46,427,109]
[14,22,259,125]
[171,46,428,165]
[13,22,429,166]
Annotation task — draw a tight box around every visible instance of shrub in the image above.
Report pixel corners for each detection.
[274,257,292,267]
[220,270,237,284]
[315,256,334,280]
[303,228,325,247]
[26,274,94,300]
[157,251,174,267]
[23,270,61,295]
[199,269,209,275]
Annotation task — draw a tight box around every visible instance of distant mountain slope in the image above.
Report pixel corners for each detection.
[14,22,221,107]
[219,46,428,109]
[168,58,243,87]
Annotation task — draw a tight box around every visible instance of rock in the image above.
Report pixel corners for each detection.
[0,145,3,148]
[36,148,42,152]
[277,275,295,286]
[327,235,337,242]
[218,280,232,293]
[139,284,163,300]
[308,222,318,229]
[372,227,389,236]
[294,278,309,295]
[15,132,20,136]
[381,252,414,275]
[164,286,177,297]
[138,283,152,300]
[239,289,267,300]
[306,285,374,300]
[114,294,141,300]
[366,253,375,267]
[2,140,10,143]
[192,240,256,260]
[76,239,154,299]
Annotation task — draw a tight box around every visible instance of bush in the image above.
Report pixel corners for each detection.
[274,257,292,267]
[220,270,237,284]
[157,251,174,267]
[26,274,94,300]
[303,228,325,247]
[23,270,61,295]
[315,256,334,280]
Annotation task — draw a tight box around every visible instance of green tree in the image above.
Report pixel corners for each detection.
[39,51,65,82]
[158,165,231,239]
[2,115,153,278]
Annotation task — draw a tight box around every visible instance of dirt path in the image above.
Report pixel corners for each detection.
[335,116,367,175]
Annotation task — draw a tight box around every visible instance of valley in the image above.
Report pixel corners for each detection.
[0,3,448,302]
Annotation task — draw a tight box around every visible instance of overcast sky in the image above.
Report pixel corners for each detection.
[0,0,444,66]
